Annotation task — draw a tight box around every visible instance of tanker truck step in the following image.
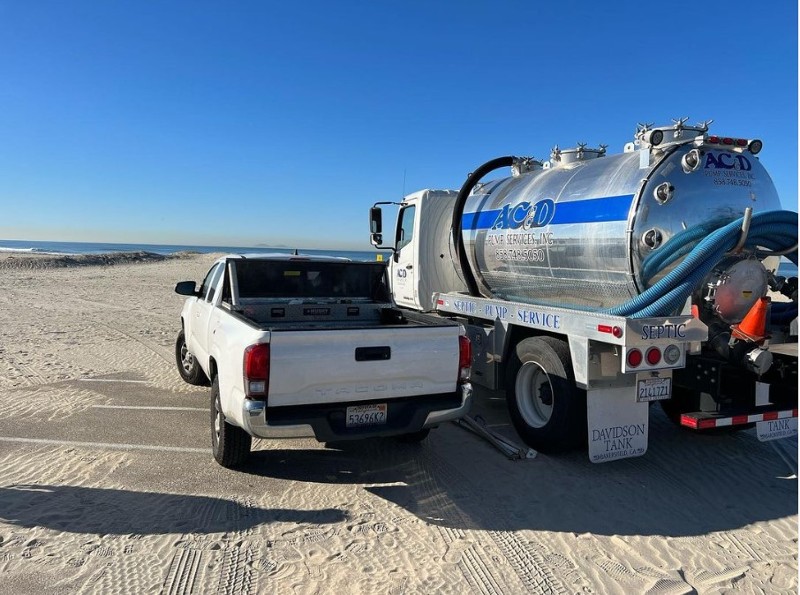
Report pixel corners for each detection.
[680,407,798,430]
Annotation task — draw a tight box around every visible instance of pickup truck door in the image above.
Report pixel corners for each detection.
[190,262,225,367]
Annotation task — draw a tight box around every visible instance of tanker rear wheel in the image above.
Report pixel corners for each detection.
[505,337,586,454]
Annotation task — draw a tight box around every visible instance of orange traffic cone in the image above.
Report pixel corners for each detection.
[732,296,770,343]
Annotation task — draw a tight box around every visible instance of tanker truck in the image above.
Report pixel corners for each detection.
[368,119,798,463]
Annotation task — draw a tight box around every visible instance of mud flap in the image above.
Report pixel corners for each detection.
[587,385,649,463]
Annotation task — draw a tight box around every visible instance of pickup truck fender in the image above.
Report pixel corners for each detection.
[209,311,270,429]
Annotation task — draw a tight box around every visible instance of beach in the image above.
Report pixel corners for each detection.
[0,251,796,594]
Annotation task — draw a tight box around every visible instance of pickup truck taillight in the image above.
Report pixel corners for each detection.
[244,343,270,398]
[458,335,471,384]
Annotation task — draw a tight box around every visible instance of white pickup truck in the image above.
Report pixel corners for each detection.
[174,254,472,468]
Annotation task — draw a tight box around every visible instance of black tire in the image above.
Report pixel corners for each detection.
[394,428,431,443]
[175,330,209,386]
[211,376,251,468]
[505,336,586,453]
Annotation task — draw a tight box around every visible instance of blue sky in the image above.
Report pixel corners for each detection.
[1,1,797,250]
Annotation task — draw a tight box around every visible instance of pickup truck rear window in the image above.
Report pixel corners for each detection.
[236,261,391,302]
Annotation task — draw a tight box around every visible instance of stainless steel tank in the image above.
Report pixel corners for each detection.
[461,122,781,311]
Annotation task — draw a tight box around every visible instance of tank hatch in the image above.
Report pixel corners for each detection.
[547,142,607,167]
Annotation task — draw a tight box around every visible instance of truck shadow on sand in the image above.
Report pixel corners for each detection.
[238,413,797,538]
[0,485,346,535]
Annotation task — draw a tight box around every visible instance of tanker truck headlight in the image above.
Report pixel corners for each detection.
[681,149,702,173]
[748,139,763,155]
[663,344,681,365]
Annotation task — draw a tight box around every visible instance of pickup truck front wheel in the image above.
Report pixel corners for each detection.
[505,336,586,454]
[211,377,252,468]
[175,330,209,386]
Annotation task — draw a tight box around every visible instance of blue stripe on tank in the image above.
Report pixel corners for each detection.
[462,193,634,230]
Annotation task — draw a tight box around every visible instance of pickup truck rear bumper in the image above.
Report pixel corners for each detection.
[241,384,472,442]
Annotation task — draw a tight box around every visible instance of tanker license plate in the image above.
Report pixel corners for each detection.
[346,403,387,427]
[637,377,672,402]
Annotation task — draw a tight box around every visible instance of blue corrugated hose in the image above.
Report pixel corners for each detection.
[603,210,798,319]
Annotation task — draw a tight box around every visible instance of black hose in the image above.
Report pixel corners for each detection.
[452,156,515,296]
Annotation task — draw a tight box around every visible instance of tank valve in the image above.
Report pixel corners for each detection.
[681,148,703,173]
[642,228,663,250]
[744,347,773,376]
[654,182,675,204]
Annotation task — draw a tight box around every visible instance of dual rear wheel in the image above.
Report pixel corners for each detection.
[505,336,587,453]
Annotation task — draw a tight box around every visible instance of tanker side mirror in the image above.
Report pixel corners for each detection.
[369,202,400,252]
[370,206,386,248]
[369,207,383,248]
[370,207,382,234]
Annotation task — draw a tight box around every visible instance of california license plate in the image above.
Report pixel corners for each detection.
[346,403,387,427]
[637,377,672,402]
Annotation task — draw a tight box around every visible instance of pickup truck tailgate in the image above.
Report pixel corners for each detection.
[267,326,459,407]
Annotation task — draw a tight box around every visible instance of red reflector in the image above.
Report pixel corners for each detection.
[736,138,748,147]
[244,343,270,380]
[698,419,717,429]
[598,325,613,334]
[437,299,444,305]
[646,347,661,366]
[680,414,699,429]
[612,326,623,338]
[794,409,798,417]
[732,415,749,425]
[762,411,779,421]
[627,349,643,368]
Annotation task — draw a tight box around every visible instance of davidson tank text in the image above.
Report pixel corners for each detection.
[590,424,647,460]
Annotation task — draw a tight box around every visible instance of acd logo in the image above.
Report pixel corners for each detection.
[491,198,556,230]
[704,152,752,171]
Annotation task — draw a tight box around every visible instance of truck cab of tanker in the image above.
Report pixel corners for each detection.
[370,189,466,311]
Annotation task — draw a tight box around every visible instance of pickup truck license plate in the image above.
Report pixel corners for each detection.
[636,377,672,402]
[346,403,387,427]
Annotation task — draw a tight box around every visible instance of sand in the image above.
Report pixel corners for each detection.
[0,252,796,594]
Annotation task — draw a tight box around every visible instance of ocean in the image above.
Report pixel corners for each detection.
[0,238,797,277]
[0,239,379,262]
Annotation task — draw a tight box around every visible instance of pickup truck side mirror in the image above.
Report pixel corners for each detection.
[175,281,199,296]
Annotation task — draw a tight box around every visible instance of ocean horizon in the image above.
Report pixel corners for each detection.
[0,238,379,261]
[1,238,797,278]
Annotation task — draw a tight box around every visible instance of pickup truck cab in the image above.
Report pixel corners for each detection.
[175,254,472,468]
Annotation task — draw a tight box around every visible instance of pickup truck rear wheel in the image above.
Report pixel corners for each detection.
[505,336,586,453]
[211,377,251,468]
[175,330,209,386]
